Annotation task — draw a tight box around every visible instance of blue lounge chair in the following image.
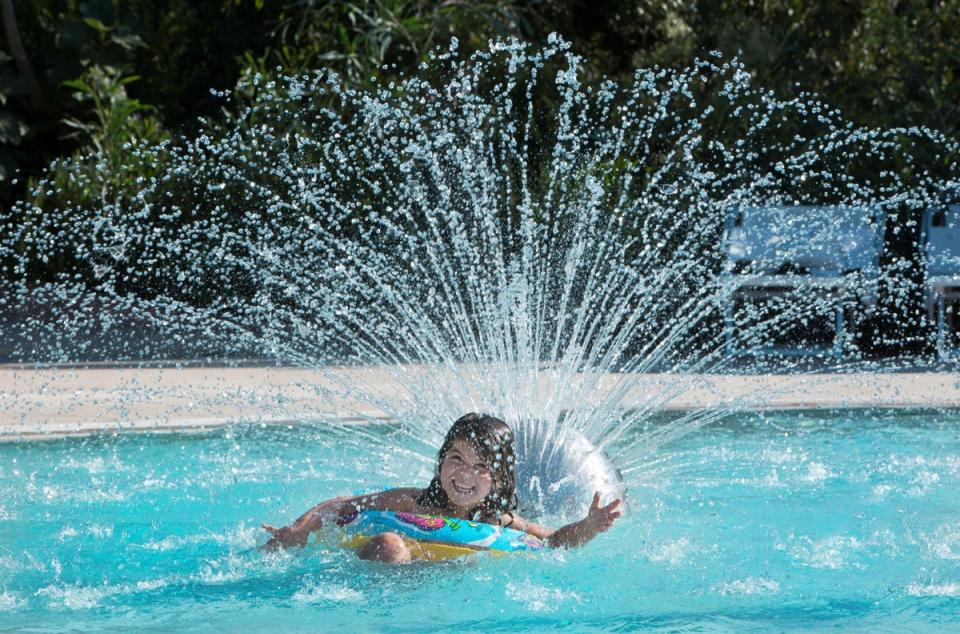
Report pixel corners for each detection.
[921,205,960,359]
[723,205,886,358]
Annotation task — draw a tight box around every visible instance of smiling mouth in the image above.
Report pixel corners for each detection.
[450,481,475,496]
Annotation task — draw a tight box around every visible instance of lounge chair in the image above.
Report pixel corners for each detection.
[723,205,886,358]
[921,205,960,359]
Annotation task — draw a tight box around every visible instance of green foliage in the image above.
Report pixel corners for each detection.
[225,0,535,116]
[0,0,271,206]
[0,0,154,204]
[1,0,958,213]
[0,51,31,182]
[48,64,168,212]
[262,1,525,80]
[61,66,159,155]
[843,0,960,133]
[668,0,960,138]
[0,0,956,360]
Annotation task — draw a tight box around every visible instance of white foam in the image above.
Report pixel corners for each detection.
[137,477,175,490]
[801,461,834,483]
[292,583,363,604]
[777,535,864,570]
[761,469,782,487]
[59,455,128,475]
[134,578,170,592]
[906,581,960,597]
[0,590,25,611]
[505,580,580,613]
[138,533,208,552]
[760,447,806,465]
[777,529,899,569]
[643,536,693,566]
[137,523,258,552]
[33,576,171,610]
[921,522,960,560]
[0,552,46,574]
[57,523,114,541]
[197,567,245,584]
[36,583,119,609]
[196,552,250,585]
[889,454,960,474]
[908,469,941,496]
[87,524,113,538]
[713,577,780,596]
[36,484,128,503]
[0,555,19,572]
[57,526,78,540]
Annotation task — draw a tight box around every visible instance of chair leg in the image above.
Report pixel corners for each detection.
[724,291,736,357]
[833,300,845,359]
[937,294,946,361]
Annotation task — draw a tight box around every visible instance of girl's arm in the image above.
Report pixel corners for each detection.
[503,492,621,549]
[261,488,422,550]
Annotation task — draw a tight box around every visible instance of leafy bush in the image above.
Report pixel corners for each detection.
[2,0,959,292]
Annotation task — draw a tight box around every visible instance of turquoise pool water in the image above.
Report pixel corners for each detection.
[1,410,959,632]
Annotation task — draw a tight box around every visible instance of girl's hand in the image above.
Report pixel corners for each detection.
[584,491,621,534]
[260,498,348,551]
[260,523,309,550]
[545,491,622,548]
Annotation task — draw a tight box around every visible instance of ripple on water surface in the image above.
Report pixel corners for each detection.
[0,410,957,631]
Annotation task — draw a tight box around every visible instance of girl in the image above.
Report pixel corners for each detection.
[262,413,622,563]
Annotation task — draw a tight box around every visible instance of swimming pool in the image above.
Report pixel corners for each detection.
[1,409,958,631]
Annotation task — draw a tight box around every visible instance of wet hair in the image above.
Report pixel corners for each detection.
[416,413,518,519]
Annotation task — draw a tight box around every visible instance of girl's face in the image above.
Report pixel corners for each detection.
[438,438,494,511]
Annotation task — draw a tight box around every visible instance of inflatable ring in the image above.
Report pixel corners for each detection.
[338,510,547,561]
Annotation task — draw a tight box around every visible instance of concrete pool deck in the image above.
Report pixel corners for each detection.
[1,365,958,440]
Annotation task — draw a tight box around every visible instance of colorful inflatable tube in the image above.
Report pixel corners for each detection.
[339,510,547,561]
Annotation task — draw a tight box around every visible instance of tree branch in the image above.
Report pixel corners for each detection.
[1,0,53,112]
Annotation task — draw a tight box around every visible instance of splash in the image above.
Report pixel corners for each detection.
[1,38,957,506]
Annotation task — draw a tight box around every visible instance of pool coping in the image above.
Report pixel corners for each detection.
[2,365,959,441]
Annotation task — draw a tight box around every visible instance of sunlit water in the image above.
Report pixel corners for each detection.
[2,36,960,631]
[1,409,958,632]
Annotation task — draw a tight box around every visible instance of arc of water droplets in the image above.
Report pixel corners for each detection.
[2,38,958,484]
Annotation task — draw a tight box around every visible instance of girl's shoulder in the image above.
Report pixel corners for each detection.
[364,487,422,500]
[391,487,423,496]
[384,487,424,503]
[365,487,426,513]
